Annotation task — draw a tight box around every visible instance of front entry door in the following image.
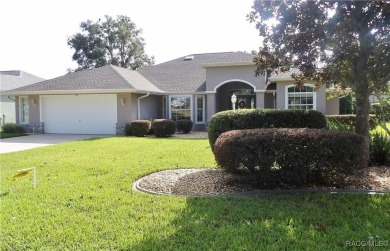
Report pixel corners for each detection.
[229,90,256,110]
[236,95,256,109]
[229,95,256,110]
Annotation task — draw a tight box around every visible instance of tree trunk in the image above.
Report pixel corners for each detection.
[354,86,370,165]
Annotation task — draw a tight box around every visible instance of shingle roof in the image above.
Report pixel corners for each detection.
[9,65,161,93]
[268,68,303,81]
[7,51,256,94]
[202,51,254,66]
[138,52,234,93]
[0,71,45,92]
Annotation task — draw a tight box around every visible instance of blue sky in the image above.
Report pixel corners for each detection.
[0,0,262,79]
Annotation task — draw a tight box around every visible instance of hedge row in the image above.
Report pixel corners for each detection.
[2,123,25,133]
[208,109,327,151]
[126,119,192,137]
[214,128,367,186]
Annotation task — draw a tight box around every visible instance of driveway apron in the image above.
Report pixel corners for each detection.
[0,134,108,154]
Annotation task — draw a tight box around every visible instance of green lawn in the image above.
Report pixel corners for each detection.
[1,137,389,250]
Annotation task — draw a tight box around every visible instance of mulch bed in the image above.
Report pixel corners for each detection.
[135,166,390,196]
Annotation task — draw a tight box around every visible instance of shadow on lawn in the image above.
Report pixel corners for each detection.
[131,194,390,250]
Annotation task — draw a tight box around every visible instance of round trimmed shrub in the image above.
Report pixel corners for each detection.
[208,109,327,151]
[176,119,193,134]
[152,119,176,137]
[124,123,132,136]
[214,128,368,186]
[2,123,25,133]
[130,120,151,137]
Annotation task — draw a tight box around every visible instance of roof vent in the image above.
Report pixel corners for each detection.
[184,55,194,61]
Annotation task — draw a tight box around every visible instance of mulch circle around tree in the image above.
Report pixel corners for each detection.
[134,166,390,196]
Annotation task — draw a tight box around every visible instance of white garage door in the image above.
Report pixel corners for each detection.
[40,94,117,134]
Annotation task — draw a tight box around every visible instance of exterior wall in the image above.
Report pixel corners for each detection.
[256,92,265,109]
[0,95,16,124]
[206,93,216,122]
[130,94,140,121]
[139,95,160,120]
[276,82,327,114]
[264,93,275,109]
[316,85,327,114]
[326,97,340,115]
[15,96,20,124]
[205,65,267,92]
[117,93,132,124]
[29,95,40,124]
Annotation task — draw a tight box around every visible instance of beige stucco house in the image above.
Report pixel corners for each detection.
[0,70,45,125]
[6,51,340,135]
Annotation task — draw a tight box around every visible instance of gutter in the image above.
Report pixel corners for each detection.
[137,92,150,120]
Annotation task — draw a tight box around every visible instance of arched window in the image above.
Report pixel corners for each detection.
[285,84,316,110]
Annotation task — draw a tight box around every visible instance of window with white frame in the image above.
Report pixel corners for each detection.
[170,96,192,121]
[286,84,316,110]
[195,95,205,124]
[20,96,29,124]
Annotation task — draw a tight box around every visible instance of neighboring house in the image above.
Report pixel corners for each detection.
[6,52,340,135]
[0,70,45,125]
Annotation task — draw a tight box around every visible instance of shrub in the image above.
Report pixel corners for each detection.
[214,128,367,186]
[124,123,132,136]
[208,109,327,151]
[152,119,176,137]
[339,94,355,114]
[327,119,354,132]
[2,123,25,133]
[130,120,151,137]
[326,115,378,131]
[369,132,390,166]
[147,119,155,135]
[176,119,193,134]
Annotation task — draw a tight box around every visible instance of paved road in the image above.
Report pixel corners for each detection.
[0,134,109,154]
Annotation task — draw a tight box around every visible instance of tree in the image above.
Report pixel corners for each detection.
[248,0,390,146]
[68,15,154,71]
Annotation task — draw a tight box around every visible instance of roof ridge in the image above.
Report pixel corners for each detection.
[108,65,135,89]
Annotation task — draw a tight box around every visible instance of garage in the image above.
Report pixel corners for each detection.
[40,94,117,134]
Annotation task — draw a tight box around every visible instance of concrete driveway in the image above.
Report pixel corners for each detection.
[0,134,109,154]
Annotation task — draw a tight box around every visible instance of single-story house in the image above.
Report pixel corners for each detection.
[6,51,340,135]
[0,70,45,125]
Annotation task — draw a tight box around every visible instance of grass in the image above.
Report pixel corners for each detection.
[1,137,389,250]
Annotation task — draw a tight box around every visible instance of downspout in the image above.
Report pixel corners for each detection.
[137,92,150,120]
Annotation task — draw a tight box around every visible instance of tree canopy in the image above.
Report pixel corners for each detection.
[68,15,154,71]
[248,0,390,141]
